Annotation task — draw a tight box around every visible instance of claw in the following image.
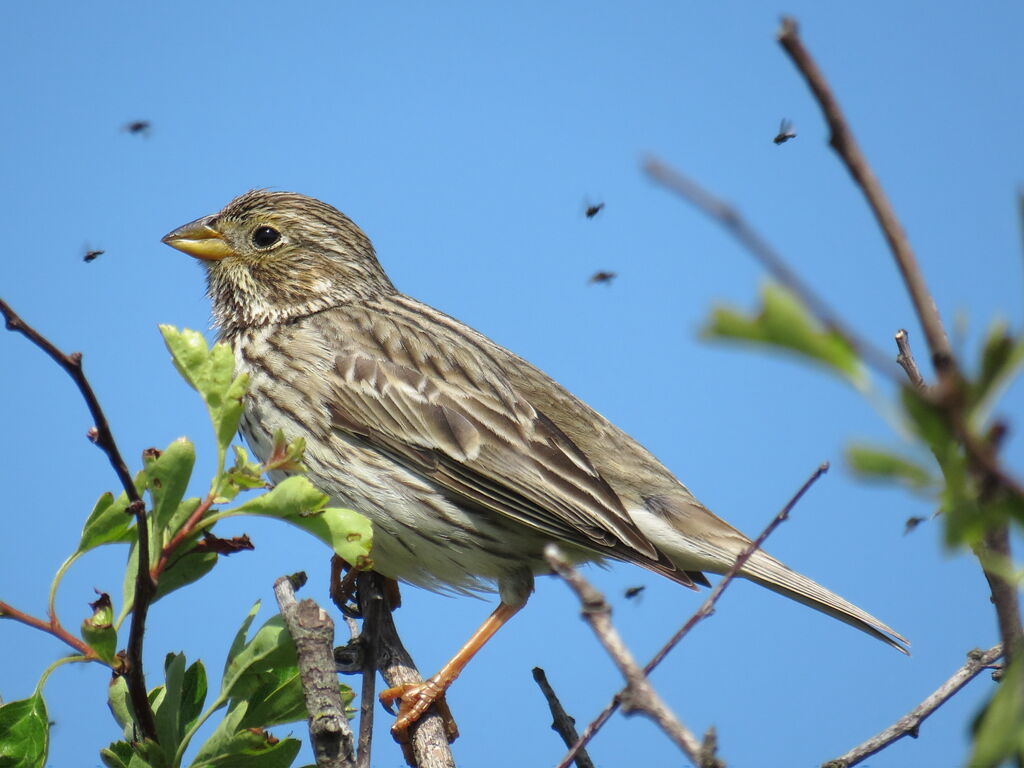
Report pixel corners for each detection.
[379,679,458,743]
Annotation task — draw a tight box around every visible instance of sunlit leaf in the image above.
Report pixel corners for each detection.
[159,326,249,454]
[145,439,196,543]
[702,282,866,387]
[78,491,135,554]
[226,477,372,565]
[845,444,939,494]
[970,320,1024,426]
[0,691,48,768]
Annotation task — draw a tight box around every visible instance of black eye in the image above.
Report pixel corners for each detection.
[251,225,281,249]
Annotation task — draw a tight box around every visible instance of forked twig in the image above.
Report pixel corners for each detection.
[555,463,829,768]
[0,297,158,743]
[546,547,714,768]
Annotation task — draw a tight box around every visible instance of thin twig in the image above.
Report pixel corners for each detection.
[0,601,95,657]
[643,159,899,379]
[531,667,596,768]
[546,546,716,768]
[894,330,925,389]
[776,17,953,376]
[355,575,382,768]
[274,573,355,768]
[822,645,1003,768]
[557,462,829,768]
[782,13,1023,675]
[0,297,158,743]
[358,572,456,768]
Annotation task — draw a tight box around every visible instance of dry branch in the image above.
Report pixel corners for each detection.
[822,645,1003,767]
[531,667,595,768]
[545,546,713,767]
[274,573,355,768]
[556,463,828,768]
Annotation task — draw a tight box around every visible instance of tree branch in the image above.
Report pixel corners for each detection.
[274,573,355,768]
[556,463,829,768]
[0,297,158,743]
[0,600,95,658]
[894,329,925,390]
[356,572,456,768]
[643,159,899,379]
[546,546,718,768]
[531,667,595,768]
[776,17,953,376]
[822,645,1003,768]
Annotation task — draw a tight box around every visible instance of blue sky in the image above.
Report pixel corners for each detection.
[2,2,1022,767]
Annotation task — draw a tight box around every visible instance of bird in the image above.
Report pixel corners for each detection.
[162,190,907,739]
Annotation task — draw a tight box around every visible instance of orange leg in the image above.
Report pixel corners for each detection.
[380,601,523,742]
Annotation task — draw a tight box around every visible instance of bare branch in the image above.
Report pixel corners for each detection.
[531,667,595,768]
[274,573,355,768]
[546,546,715,768]
[357,572,456,768]
[0,297,158,742]
[557,462,829,768]
[776,17,953,376]
[823,645,1003,768]
[643,159,899,380]
[894,329,926,389]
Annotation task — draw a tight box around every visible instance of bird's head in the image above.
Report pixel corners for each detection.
[162,190,394,335]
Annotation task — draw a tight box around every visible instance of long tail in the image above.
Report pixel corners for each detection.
[740,549,909,654]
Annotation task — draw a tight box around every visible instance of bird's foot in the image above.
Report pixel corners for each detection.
[380,678,459,743]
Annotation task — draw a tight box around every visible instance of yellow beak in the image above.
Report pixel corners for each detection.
[161,216,234,261]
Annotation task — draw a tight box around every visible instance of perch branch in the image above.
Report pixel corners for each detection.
[822,645,1003,768]
[357,571,456,768]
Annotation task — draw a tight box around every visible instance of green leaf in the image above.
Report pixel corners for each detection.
[79,491,136,554]
[108,677,134,735]
[121,544,218,621]
[845,444,939,494]
[81,592,118,665]
[970,320,1024,425]
[99,741,134,768]
[899,387,982,546]
[702,282,867,387]
[221,616,297,703]
[146,439,197,544]
[167,498,203,541]
[191,699,301,768]
[226,477,372,565]
[159,326,249,454]
[155,654,186,750]
[225,603,263,681]
[970,658,1024,767]
[180,660,210,735]
[234,665,308,730]
[0,691,48,768]
[216,446,267,503]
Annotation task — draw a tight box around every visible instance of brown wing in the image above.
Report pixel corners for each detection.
[326,350,692,587]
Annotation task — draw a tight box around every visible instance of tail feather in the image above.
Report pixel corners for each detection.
[740,549,909,654]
